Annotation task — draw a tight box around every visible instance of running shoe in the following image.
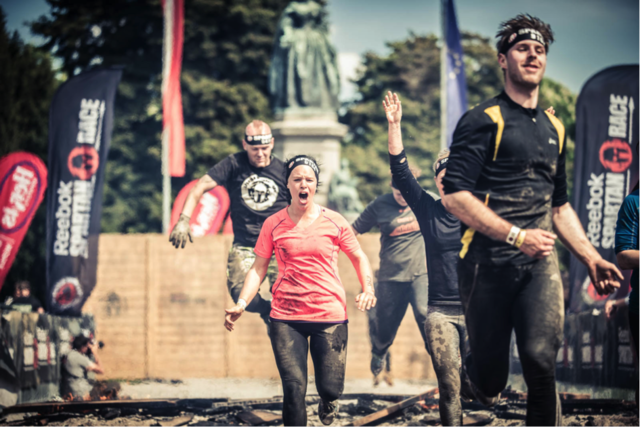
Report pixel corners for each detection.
[370,353,385,377]
[383,371,394,386]
[318,399,339,425]
[469,380,499,408]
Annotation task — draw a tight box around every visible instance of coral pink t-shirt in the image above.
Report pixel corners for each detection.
[254,207,361,322]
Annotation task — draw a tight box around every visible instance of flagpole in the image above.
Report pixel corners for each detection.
[161,0,173,234]
[440,0,447,151]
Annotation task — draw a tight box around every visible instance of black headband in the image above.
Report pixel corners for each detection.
[435,157,449,177]
[500,28,547,55]
[286,156,320,182]
[244,133,272,146]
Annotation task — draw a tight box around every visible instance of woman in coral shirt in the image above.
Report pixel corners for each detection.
[225,155,377,426]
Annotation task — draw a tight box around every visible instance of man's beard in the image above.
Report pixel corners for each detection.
[507,65,541,91]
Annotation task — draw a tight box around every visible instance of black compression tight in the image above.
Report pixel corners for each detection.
[270,321,348,426]
[458,255,564,426]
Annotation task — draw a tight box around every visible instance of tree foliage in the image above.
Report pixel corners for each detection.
[0,7,57,302]
[341,31,577,203]
[31,0,289,233]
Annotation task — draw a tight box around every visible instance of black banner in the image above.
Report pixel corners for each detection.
[46,67,122,315]
[569,65,639,312]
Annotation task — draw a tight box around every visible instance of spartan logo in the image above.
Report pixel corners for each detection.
[52,277,84,309]
[241,175,279,211]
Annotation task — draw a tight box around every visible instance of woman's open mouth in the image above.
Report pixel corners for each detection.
[299,192,308,200]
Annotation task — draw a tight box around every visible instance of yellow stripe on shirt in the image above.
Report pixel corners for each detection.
[484,105,505,161]
[544,111,565,154]
[459,194,490,259]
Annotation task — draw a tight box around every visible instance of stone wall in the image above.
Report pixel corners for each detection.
[84,234,435,380]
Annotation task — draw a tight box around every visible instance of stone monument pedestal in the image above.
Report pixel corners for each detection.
[271,111,347,207]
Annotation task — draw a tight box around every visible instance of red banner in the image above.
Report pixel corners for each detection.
[170,181,230,236]
[0,152,48,290]
[162,0,185,177]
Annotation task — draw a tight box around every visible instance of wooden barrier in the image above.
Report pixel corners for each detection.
[84,234,436,380]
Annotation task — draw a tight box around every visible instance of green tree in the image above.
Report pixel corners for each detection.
[342,31,577,203]
[342,31,578,280]
[31,0,289,233]
[0,7,57,303]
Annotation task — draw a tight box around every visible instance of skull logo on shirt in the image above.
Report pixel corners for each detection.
[241,175,279,211]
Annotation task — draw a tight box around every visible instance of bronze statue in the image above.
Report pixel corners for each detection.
[268,0,340,114]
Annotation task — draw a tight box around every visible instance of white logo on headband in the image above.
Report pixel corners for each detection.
[289,158,319,174]
[517,28,545,44]
[508,33,517,43]
[246,134,272,145]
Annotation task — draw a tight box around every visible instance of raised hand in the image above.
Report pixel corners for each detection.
[546,106,555,116]
[383,91,402,124]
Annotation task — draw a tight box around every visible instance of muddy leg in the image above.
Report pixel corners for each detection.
[425,306,463,426]
[270,322,310,426]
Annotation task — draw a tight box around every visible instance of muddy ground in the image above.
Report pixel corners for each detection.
[1,378,637,426]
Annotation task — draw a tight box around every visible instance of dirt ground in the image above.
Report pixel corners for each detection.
[1,378,637,426]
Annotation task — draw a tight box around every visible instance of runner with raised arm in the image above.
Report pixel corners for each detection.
[383,91,471,426]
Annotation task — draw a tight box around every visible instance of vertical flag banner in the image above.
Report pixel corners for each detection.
[442,0,468,147]
[169,181,230,236]
[569,65,639,312]
[162,0,186,178]
[0,152,47,290]
[46,67,122,315]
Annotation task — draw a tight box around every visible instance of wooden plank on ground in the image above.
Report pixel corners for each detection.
[236,410,282,425]
[348,388,438,427]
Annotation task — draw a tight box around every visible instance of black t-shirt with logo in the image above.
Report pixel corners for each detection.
[207,152,288,247]
[9,296,43,313]
[443,91,568,266]
[352,193,427,283]
[389,152,462,305]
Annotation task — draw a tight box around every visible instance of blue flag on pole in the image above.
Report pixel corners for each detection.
[444,0,467,147]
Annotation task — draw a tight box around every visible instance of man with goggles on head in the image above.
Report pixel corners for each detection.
[441,14,623,425]
[170,120,288,332]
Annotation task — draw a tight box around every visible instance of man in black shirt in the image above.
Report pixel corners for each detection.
[441,15,623,425]
[6,281,44,313]
[383,92,471,426]
[169,120,288,327]
[352,169,428,387]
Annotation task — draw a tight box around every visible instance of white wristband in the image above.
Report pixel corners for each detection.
[506,226,521,246]
[237,299,247,311]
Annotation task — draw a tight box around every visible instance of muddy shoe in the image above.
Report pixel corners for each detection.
[370,353,386,377]
[469,380,499,408]
[318,399,339,425]
[383,371,394,386]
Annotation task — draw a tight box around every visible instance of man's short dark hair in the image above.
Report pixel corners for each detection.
[496,14,554,54]
[15,280,31,292]
[72,335,91,350]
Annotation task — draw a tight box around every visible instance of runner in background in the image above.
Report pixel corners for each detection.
[383,92,472,426]
[169,120,288,329]
[352,169,428,387]
[224,155,376,426]
[614,177,638,402]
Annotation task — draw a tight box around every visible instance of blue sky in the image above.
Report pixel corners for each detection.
[2,0,638,100]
